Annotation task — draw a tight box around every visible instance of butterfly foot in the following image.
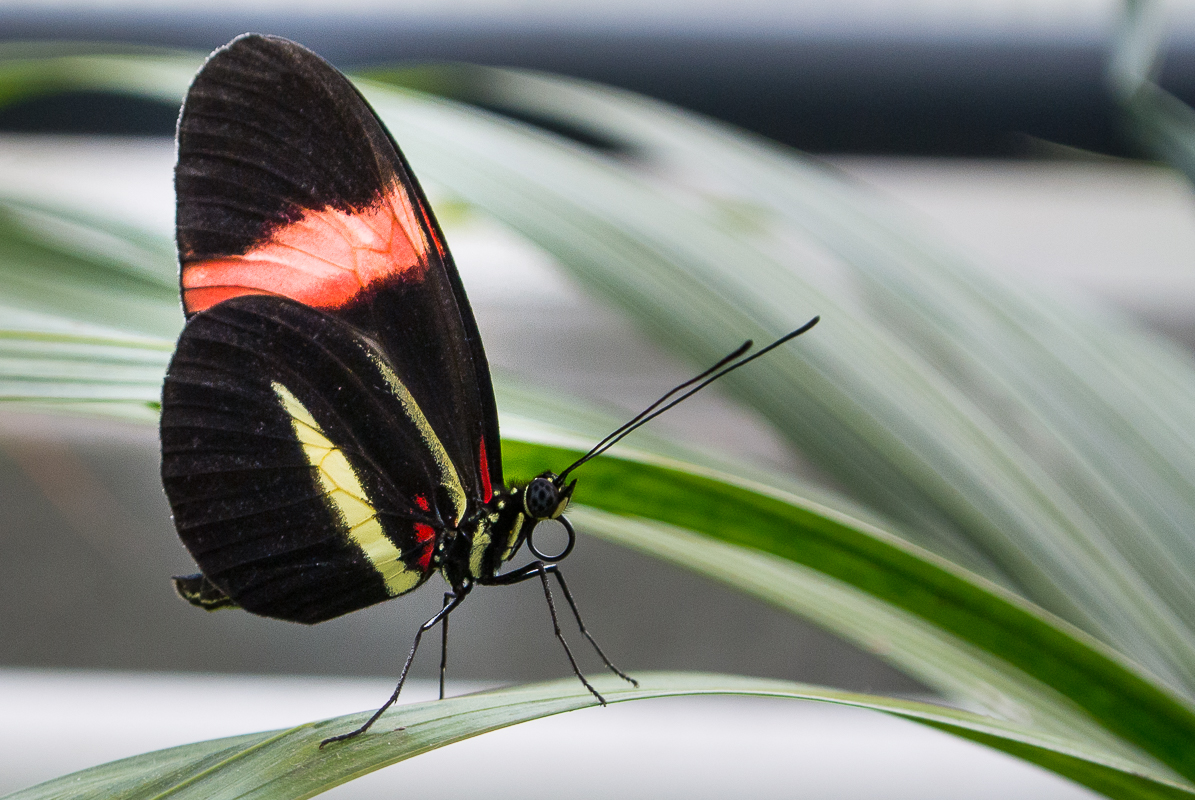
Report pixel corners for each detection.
[584,682,609,706]
[318,729,360,749]
[319,716,379,748]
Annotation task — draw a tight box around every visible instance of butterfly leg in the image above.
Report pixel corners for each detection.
[439,591,455,700]
[321,590,466,747]
[486,562,636,703]
[549,568,638,688]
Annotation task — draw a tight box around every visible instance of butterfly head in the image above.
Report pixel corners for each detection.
[523,472,576,521]
[513,472,578,564]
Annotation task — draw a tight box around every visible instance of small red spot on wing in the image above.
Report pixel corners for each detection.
[478,440,493,503]
[413,494,434,570]
[182,183,431,314]
[414,522,435,570]
[417,202,448,260]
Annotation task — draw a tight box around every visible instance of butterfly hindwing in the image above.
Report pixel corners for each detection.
[161,295,468,623]
[174,34,502,523]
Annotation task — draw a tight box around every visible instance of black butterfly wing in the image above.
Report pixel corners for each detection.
[162,297,456,623]
[163,35,501,623]
[174,33,502,506]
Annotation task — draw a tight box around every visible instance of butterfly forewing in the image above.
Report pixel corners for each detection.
[174,33,501,509]
[164,35,507,621]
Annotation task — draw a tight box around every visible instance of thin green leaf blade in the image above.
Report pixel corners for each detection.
[0,304,172,415]
[0,197,181,338]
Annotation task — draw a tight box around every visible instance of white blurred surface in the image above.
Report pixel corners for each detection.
[0,669,1099,800]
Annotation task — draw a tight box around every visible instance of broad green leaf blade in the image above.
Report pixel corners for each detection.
[498,441,1195,783]
[6,673,1191,800]
[0,301,1190,784]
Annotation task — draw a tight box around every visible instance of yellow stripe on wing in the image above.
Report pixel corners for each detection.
[273,382,423,596]
[367,353,468,525]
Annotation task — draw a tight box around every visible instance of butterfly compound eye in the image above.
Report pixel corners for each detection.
[524,477,559,519]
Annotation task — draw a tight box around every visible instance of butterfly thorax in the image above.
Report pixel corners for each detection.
[440,489,526,588]
[440,473,575,588]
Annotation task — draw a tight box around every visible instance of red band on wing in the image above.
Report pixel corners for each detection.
[478,439,493,503]
[182,183,430,315]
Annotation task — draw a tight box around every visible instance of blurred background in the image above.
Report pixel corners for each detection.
[1,1,1194,797]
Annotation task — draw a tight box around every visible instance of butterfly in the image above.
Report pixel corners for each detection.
[160,33,818,746]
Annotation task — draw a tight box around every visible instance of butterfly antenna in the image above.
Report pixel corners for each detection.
[562,341,752,470]
[558,315,819,481]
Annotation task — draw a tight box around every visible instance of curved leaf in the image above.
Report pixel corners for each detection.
[6,673,1192,800]
[0,197,179,338]
[499,441,1195,782]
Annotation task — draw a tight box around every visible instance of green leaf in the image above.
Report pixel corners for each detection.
[0,195,176,419]
[498,441,1195,782]
[0,45,197,109]
[0,197,180,337]
[7,674,1192,800]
